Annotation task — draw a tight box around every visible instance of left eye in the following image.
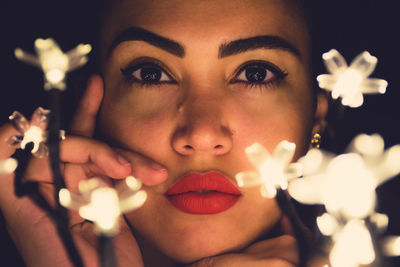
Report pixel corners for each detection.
[233,62,287,85]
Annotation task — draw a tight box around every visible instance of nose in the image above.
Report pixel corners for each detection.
[172,95,233,156]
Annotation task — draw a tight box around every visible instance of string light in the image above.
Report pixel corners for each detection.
[59,176,147,235]
[317,49,388,107]
[288,134,400,266]
[15,38,91,90]
[235,141,302,198]
[0,158,18,174]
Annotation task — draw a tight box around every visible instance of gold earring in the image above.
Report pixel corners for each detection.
[311,133,321,148]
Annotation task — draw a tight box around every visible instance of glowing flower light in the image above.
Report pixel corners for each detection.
[317,49,388,108]
[0,158,18,174]
[289,134,400,219]
[328,219,376,267]
[8,107,53,157]
[59,176,147,235]
[235,141,302,198]
[15,38,91,90]
[288,134,400,266]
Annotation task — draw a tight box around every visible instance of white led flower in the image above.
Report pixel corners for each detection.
[8,107,52,157]
[289,134,400,219]
[288,134,400,266]
[0,158,18,174]
[317,49,388,108]
[236,141,302,198]
[15,38,91,90]
[59,176,147,235]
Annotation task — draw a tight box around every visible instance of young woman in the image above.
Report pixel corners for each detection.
[1,0,329,266]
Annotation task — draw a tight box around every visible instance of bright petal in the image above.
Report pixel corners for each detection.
[9,111,30,133]
[287,175,323,204]
[349,133,384,156]
[374,145,400,185]
[260,183,277,198]
[0,158,18,174]
[361,78,388,94]
[330,220,375,267]
[370,213,388,233]
[245,142,271,168]
[382,236,400,256]
[235,171,261,187]
[350,51,377,78]
[272,140,296,166]
[322,49,348,75]
[120,190,147,213]
[299,148,336,176]
[316,74,337,91]
[30,107,50,130]
[59,188,87,210]
[285,162,303,181]
[317,213,338,236]
[345,92,364,108]
[33,142,49,158]
[67,44,92,71]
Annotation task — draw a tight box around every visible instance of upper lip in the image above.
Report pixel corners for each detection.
[166,171,242,195]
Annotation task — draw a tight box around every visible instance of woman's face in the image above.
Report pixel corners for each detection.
[99,0,324,263]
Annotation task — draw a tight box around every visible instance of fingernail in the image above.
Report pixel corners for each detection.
[151,161,166,171]
[117,155,131,166]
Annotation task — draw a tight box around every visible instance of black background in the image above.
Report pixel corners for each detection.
[1,0,400,266]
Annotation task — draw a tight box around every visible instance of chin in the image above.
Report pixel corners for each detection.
[128,189,281,264]
[136,212,278,264]
[158,227,251,263]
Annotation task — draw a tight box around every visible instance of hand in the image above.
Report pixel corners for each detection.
[187,216,299,267]
[0,74,168,267]
[188,216,329,267]
[189,235,299,267]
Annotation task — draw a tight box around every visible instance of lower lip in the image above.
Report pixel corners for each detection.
[167,192,240,214]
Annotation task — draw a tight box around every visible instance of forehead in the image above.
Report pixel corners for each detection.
[101,0,309,60]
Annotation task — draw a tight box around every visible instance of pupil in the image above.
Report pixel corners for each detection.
[141,67,161,82]
[245,67,266,82]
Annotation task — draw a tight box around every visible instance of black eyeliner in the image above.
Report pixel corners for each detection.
[120,57,177,86]
[230,60,288,89]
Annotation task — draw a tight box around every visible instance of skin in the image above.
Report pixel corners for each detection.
[97,0,327,265]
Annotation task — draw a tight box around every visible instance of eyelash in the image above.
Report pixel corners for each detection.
[120,62,176,87]
[230,61,288,89]
[120,60,288,89]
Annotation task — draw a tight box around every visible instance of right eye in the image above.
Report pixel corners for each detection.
[121,62,176,85]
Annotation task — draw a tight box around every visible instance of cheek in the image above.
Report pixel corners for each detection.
[99,88,178,157]
[228,91,313,158]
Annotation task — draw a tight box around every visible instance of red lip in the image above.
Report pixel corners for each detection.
[166,172,241,214]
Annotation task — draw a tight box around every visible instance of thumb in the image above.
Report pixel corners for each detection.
[69,74,103,137]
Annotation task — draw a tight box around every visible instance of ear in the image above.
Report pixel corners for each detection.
[312,91,328,135]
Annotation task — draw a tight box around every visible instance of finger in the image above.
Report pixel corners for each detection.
[69,74,103,137]
[0,123,20,159]
[60,136,131,179]
[115,148,168,186]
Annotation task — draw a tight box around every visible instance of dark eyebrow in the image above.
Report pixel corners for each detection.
[108,27,185,57]
[218,35,300,58]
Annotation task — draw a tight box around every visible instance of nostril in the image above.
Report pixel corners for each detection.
[214,144,223,149]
